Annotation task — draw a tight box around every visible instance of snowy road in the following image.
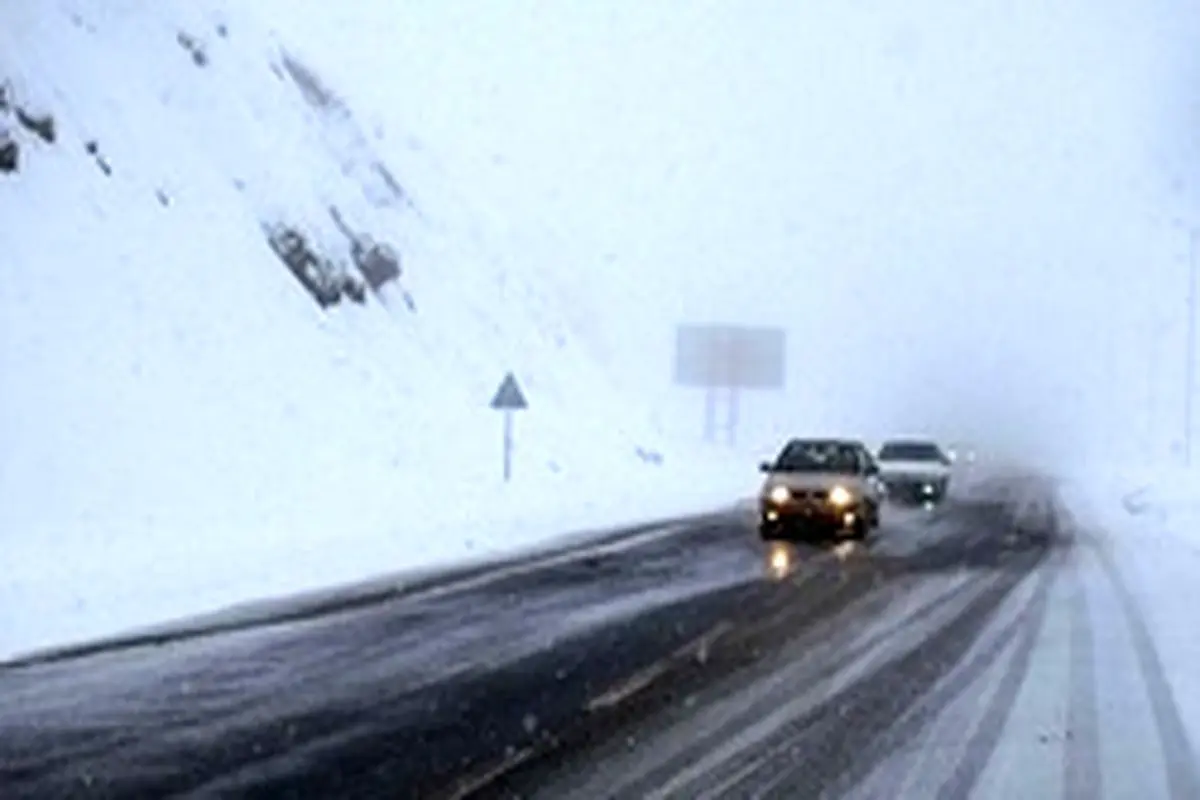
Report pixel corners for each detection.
[479,482,1200,800]
[1,510,762,798]
[3,476,1196,798]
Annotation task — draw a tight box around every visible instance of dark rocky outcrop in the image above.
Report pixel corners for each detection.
[265,224,343,308]
[15,107,55,144]
[0,130,18,174]
[328,206,403,292]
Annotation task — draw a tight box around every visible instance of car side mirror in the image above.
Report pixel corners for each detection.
[759,461,773,473]
[865,463,879,476]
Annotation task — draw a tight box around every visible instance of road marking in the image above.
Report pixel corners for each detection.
[585,621,734,713]
[443,619,738,798]
[444,746,536,800]
[401,521,701,605]
[1063,548,1102,800]
[586,661,673,713]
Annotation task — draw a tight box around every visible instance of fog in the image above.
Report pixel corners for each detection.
[266,0,1200,470]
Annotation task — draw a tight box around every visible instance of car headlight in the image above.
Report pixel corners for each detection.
[828,485,853,506]
[763,484,792,503]
[768,485,790,504]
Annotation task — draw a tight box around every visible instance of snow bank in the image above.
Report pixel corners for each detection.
[3,454,757,660]
[1070,465,1200,535]
[1064,466,1200,752]
[0,2,755,659]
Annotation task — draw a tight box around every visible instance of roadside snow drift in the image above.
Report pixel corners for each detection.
[0,2,753,658]
[1065,467,1200,756]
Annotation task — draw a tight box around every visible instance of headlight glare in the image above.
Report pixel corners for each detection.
[828,485,853,506]
[771,547,789,570]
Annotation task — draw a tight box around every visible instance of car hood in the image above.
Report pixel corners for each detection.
[878,459,950,478]
[761,472,867,492]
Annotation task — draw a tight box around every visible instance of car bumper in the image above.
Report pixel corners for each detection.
[759,500,865,534]
[883,478,948,503]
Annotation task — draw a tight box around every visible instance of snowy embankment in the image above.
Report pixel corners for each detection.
[0,2,755,659]
[1066,465,1200,750]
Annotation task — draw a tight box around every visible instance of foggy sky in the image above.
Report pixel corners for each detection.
[265,0,1200,467]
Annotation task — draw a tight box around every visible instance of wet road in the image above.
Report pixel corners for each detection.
[1,474,1196,798]
[486,480,1200,800]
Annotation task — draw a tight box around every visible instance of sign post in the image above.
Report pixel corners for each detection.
[1186,229,1197,467]
[727,384,739,446]
[725,334,739,445]
[704,388,717,442]
[490,371,528,481]
[673,324,786,446]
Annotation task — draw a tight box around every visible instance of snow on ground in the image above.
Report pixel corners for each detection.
[1065,465,1200,754]
[0,2,758,659]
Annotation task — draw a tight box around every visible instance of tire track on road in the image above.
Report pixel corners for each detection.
[624,574,982,800]
[731,533,1054,798]
[492,501,1054,800]
[843,532,1060,800]
[1063,542,1102,800]
[499,520,1001,799]
[469,564,886,800]
[930,546,1060,800]
[1092,535,1200,800]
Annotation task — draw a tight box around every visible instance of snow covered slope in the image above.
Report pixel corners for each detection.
[0,2,752,658]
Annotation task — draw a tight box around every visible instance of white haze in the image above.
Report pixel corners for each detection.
[254,1,1196,467]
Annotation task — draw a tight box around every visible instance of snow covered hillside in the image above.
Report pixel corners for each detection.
[0,2,752,658]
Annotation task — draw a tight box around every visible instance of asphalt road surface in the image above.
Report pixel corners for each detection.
[2,473,1197,799]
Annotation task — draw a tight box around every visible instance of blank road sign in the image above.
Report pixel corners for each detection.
[673,324,786,389]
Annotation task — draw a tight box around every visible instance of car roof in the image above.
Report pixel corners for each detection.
[785,437,861,447]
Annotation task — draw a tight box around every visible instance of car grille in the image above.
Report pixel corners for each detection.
[788,488,828,502]
[885,474,936,485]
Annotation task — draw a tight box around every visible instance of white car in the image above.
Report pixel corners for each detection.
[946,442,978,466]
[876,439,953,505]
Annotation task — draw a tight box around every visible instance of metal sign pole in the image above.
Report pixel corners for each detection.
[704,387,716,442]
[1186,229,1197,467]
[726,332,738,446]
[727,385,739,446]
[502,410,513,482]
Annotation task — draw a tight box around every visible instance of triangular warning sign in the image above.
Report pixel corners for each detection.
[490,372,528,410]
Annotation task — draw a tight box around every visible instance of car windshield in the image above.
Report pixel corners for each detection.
[773,441,859,473]
[878,441,946,462]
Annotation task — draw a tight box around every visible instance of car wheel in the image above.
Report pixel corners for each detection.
[760,522,789,542]
[847,517,868,541]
